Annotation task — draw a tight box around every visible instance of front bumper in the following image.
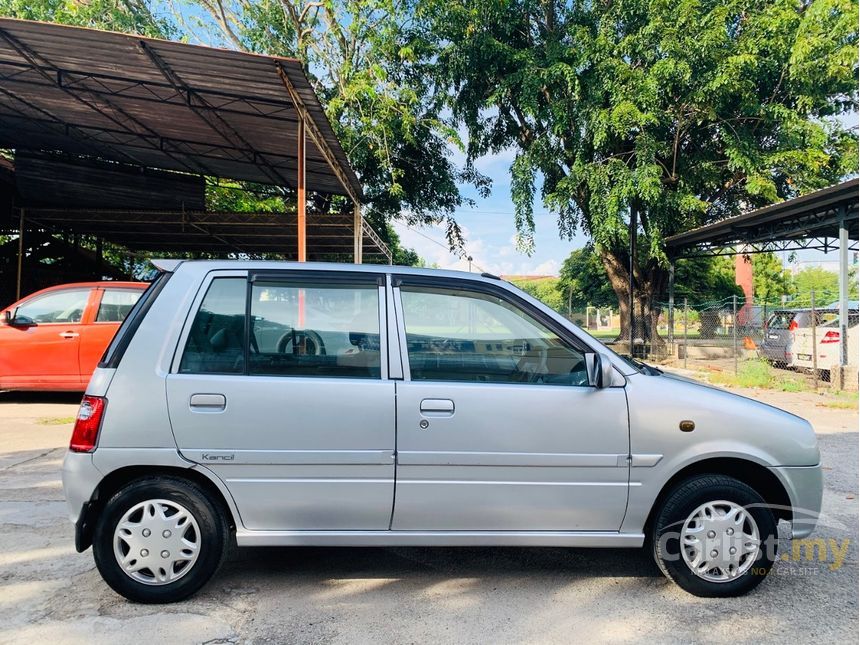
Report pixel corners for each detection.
[770,464,823,538]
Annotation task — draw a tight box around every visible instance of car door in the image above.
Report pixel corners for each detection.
[166,269,396,531]
[78,287,144,386]
[0,287,93,389]
[390,277,630,532]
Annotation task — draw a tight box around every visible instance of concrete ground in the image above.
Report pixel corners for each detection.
[0,388,856,645]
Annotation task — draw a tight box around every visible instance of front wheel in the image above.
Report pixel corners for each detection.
[93,476,229,603]
[652,474,777,597]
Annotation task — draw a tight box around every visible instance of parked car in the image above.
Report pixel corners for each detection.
[1,281,146,391]
[63,260,821,602]
[791,311,859,378]
[758,309,825,367]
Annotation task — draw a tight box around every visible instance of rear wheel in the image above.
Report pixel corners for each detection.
[93,476,228,603]
[652,474,777,597]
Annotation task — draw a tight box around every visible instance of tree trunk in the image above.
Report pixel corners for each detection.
[600,248,669,357]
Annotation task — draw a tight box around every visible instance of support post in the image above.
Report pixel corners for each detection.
[353,200,363,264]
[683,297,688,370]
[16,208,24,300]
[838,206,848,367]
[668,260,675,349]
[732,294,738,375]
[297,117,307,262]
[811,290,818,391]
[628,206,637,357]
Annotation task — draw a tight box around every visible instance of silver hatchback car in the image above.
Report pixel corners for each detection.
[62,260,822,602]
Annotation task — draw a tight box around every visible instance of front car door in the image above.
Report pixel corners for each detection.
[0,287,93,390]
[166,269,395,531]
[391,277,630,531]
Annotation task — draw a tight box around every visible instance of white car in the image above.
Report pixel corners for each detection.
[791,312,858,377]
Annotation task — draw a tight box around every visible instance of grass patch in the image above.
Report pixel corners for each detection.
[817,392,859,410]
[702,359,811,392]
[37,416,76,426]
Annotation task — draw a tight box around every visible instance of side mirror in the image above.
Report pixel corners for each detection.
[2,310,10,325]
[5,309,33,326]
[586,352,615,388]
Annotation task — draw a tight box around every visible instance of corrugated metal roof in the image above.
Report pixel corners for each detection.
[0,18,362,198]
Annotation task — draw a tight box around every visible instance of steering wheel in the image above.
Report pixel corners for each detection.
[276,329,326,356]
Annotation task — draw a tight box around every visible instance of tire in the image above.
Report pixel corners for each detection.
[652,474,777,597]
[92,476,229,603]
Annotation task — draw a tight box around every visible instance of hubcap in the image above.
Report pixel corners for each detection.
[680,500,760,582]
[113,499,201,586]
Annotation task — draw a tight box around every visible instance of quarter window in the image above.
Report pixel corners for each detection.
[179,278,247,374]
[400,286,588,386]
[96,289,143,322]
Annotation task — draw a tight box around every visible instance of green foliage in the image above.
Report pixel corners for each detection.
[793,265,840,298]
[431,0,858,316]
[673,256,742,304]
[557,246,617,309]
[0,0,175,38]
[753,253,795,303]
[511,277,565,312]
[182,0,489,249]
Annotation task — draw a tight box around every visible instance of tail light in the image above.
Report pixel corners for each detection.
[70,396,106,453]
[820,330,840,344]
[788,320,798,331]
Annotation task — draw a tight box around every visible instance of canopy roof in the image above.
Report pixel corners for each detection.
[0,17,362,198]
[665,179,859,258]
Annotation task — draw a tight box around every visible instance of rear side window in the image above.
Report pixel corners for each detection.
[177,274,382,379]
[179,278,247,375]
[96,289,143,322]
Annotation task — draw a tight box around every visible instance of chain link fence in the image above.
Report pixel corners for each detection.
[614,290,856,389]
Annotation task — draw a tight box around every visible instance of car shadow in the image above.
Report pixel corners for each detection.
[221,545,663,581]
[0,391,82,404]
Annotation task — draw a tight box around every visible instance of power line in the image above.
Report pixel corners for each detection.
[393,221,488,274]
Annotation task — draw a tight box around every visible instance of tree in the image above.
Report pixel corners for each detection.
[510,277,566,312]
[557,246,617,311]
[180,0,489,254]
[752,253,795,303]
[793,265,839,300]
[674,256,743,304]
[431,0,858,346]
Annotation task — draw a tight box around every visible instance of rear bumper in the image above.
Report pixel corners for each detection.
[61,451,102,525]
[770,465,823,538]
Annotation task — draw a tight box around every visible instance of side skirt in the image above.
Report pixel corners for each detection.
[235,530,645,548]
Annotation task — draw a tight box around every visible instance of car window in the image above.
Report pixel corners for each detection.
[766,311,795,329]
[15,288,90,323]
[399,286,589,386]
[249,280,381,379]
[179,278,247,374]
[96,289,143,322]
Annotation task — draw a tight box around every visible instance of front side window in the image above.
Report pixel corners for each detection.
[15,288,91,324]
[400,286,588,386]
[96,289,143,322]
[249,280,380,378]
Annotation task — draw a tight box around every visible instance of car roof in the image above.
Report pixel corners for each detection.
[153,259,503,284]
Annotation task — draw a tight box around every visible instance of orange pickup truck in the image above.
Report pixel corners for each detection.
[1,281,146,391]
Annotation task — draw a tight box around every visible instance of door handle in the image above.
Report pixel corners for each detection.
[59,331,79,339]
[189,393,227,411]
[420,398,455,416]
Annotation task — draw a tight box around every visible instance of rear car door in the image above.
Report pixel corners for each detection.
[0,287,93,389]
[390,278,630,531]
[166,269,396,531]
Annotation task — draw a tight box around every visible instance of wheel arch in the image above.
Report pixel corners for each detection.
[643,457,792,537]
[76,465,237,553]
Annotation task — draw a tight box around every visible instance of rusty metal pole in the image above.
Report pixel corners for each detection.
[16,208,24,300]
[297,116,307,263]
[353,200,363,264]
